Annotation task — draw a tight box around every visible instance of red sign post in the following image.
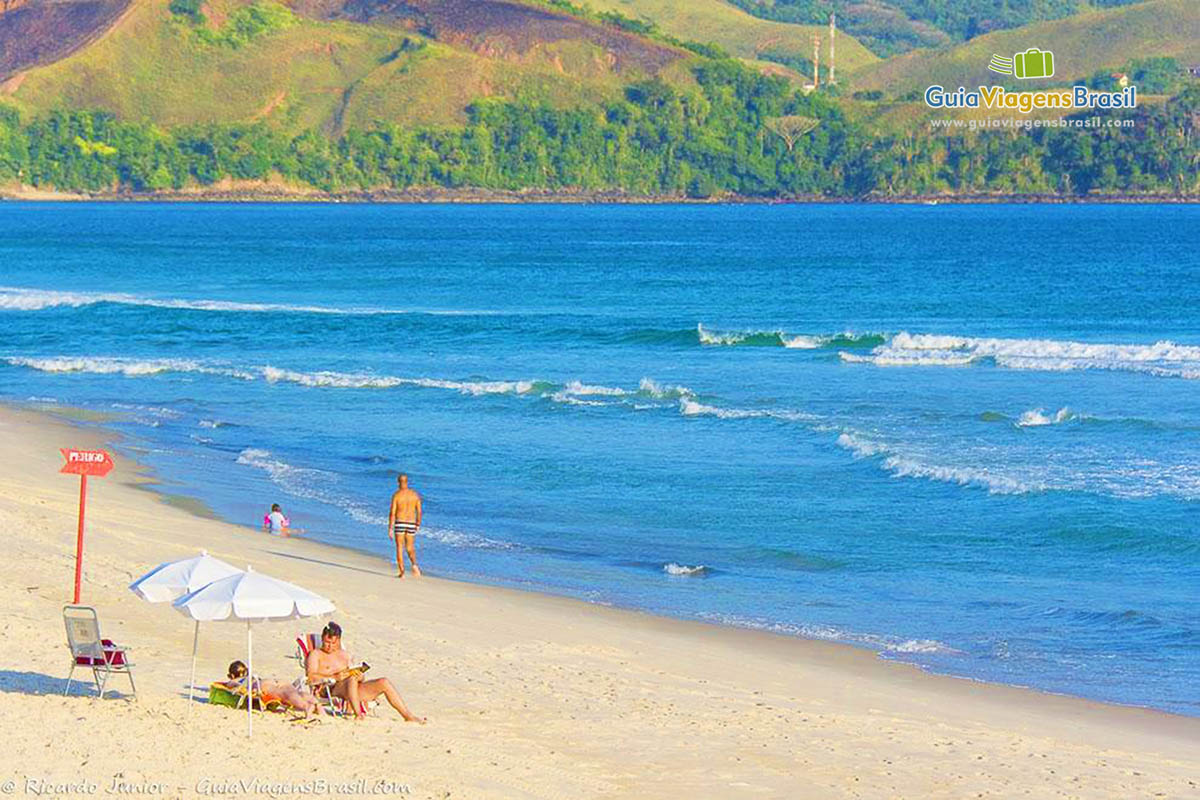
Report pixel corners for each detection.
[60,448,114,604]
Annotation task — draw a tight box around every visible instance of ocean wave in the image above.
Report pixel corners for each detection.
[1016,407,1074,427]
[679,397,818,423]
[841,332,1200,378]
[561,380,630,397]
[662,562,709,576]
[262,367,545,396]
[236,447,380,526]
[4,355,551,397]
[112,402,184,420]
[235,447,523,550]
[419,526,524,552]
[840,350,975,367]
[835,431,1045,494]
[1038,606,1200,644]
[836,428,1200,500]
[698,323,884,350]
[637,377,693,399]
[546,380,628,406]
[680,398,760,419]
[0,286,509,316]
[546,391,608,407]
[3,355,256,380]
[696,612,961,656]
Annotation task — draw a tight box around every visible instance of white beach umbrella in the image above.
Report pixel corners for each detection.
[129,551,244,708]
[172,567,335,735]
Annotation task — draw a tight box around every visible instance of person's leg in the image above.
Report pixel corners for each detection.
[279,685,323,717]
[404,533,421,577]
[393,531,404,578]
[331,676,366,719]
[357,677,426,723]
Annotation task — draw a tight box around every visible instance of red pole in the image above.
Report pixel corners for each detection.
[73,474,87,604]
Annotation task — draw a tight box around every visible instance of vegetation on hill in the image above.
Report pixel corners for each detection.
[1,55,1196,200]
[567,0,878,74]
[5,0,687,133]
[1087,57,1189,94]
[850,0,1200,96]
[725,0,1151,56]
[0,0,132,79]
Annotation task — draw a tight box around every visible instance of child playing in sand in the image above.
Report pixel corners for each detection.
[223,660,325,718]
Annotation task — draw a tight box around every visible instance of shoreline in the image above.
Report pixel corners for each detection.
[23,398,1200,721]
[2,402,1199,797]
[2,184,1199,204]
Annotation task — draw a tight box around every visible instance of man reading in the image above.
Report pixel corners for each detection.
[305,621,426,723]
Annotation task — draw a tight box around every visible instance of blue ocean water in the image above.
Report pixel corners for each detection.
[1,202,1197,715]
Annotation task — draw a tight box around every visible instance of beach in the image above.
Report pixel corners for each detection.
[1,403,1197,799]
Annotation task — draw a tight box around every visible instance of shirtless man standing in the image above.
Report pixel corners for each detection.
[305,622,426,723]
[388,473,422,578]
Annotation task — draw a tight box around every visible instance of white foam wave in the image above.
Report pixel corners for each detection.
[842,332,1200,378]
[697,323,796,348]
[547,391,607,407]
[836,431,1044,494]
[236,447,379,525]
[697,323,752,346]
[561,380,629,397]
[681,398,817,423]
[112,402,184,419]
[840,349,976,367]
[680,398,760,419]
[3,356,255,380]
[261,366,404,389]
[1016,407,1073,427]
[404,377,539,396]
[782,335,823,349]
[421,527,523,551]
[663,562,707,576]
[696,612,961,656]
[0,286,504,316]
[637,377,693,399]
[234,448,530,543]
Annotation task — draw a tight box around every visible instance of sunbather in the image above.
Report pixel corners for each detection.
[224,660,325,718]
[304,622,426,723]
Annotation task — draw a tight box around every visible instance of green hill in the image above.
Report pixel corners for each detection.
[850,0,1200,96]
[1,0,689,130]
[580,0,878,74]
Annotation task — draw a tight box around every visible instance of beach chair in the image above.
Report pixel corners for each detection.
[208,680,285,713]
[63,605,136,699]
[294,633,370,718]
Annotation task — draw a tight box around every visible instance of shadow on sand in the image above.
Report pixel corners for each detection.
[0,668,134,699]
[265,550,392,577]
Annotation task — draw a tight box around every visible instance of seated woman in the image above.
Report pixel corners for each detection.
[223,661,325,718]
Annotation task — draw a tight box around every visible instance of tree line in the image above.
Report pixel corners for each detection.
[0,58,1196,199]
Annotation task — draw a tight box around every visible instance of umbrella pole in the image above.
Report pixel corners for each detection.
[246,621,253,737]
[188,619,199,713]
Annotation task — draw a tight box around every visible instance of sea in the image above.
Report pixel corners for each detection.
[1,201,1196,716]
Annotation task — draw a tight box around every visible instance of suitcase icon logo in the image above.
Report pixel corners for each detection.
[988,48,1055,80]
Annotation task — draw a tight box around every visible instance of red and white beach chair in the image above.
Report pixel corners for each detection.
[63,605,137,699]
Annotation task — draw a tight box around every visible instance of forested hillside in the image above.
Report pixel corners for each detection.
[727,0,1152,56]
[2,58,1196,200]
[0,0,1196,201]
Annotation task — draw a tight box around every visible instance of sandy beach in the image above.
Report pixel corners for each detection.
[0,402,1197,799]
